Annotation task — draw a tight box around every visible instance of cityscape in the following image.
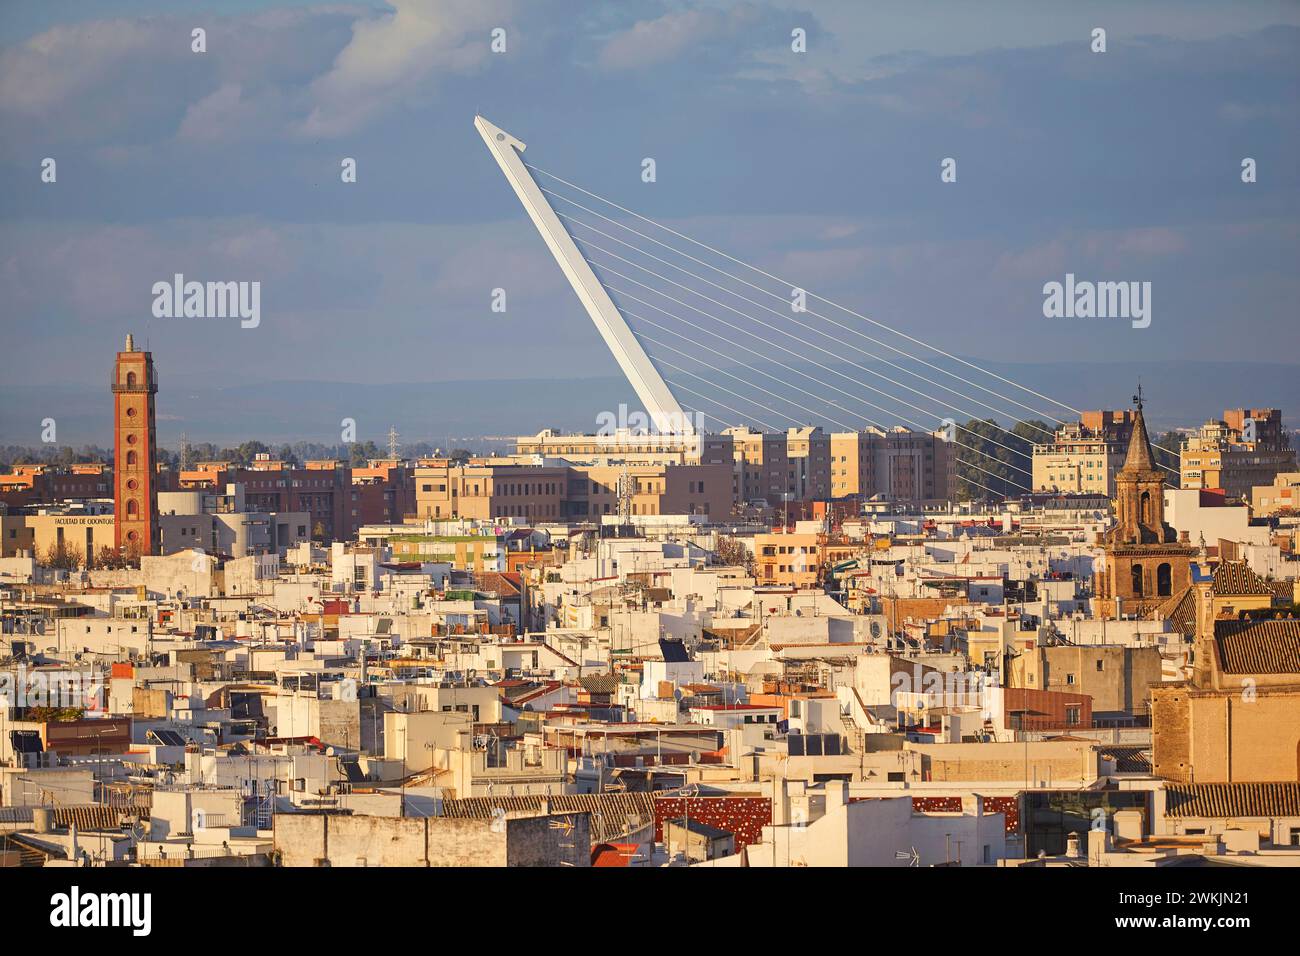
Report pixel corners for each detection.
[2,0,1296,933]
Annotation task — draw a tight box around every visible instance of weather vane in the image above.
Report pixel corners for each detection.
[1132,381,1145,410]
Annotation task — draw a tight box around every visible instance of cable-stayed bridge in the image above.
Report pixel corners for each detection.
[475,116,1182,499]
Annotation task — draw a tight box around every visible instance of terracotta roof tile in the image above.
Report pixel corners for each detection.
[1214,618,1300,674]
[1165,782,1300,818]
[1212,561,1273,596]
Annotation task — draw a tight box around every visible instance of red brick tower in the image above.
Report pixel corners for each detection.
[113,333,159,556]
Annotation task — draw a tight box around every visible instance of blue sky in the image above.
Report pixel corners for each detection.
[1,0,1297,406]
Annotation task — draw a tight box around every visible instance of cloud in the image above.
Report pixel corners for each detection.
[596,3,773,71]
[0,8,357,152]
[297,0,515,137]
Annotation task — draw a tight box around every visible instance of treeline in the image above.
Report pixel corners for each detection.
[952,419,1054,501]
[0,444,112,469]
[1,440,481,470]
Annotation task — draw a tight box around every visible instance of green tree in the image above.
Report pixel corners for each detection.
[953,419,1051,501]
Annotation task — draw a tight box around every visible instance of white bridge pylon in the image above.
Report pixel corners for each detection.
[475,115,694,437]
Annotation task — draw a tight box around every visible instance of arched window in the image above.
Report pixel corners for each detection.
[1131,563,1144,596]
[1157,563,1172,596]
[126,499,139,517]
[126,371,137,387]
[126,450,138,466]
[1140,490,1152,526]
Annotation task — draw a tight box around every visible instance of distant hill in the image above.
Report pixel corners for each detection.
[2,359,1296,447]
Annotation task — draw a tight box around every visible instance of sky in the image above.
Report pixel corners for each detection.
[1,0,1297,439]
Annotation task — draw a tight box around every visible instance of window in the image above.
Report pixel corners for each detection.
[1066,673,1076,685]
[1065,706,1080,724]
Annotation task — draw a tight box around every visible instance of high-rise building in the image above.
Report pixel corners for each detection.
[112,333,159,556]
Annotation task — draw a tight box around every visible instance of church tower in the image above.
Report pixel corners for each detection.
[113,333,159,557]
[1095,388,1193,617]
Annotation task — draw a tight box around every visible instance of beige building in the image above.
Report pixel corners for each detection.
[1033,411,1136,495]
[1,511,36,558]
[413,459,730,522]
[1251,471,1300,517]
[830,431,874,499]
[573,462,731,519]
[725,426,790,506]
[785,426,831,501]
[515,429,734,467]
[1181,411,1296,501]
[1151,575,1300,783]
[1009,645,1164,723]
[25,512,116,566]
[754,531,821,588]
[415,460,569,522]
[830,427,955,502]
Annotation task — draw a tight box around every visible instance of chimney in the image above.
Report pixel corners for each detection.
[1191,567,1217,688]
[1087,826,1110,865]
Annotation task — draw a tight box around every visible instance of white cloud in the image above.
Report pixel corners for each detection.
[298,0,515,137]
[596,4,765,71]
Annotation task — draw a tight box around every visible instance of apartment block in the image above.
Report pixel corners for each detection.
[1180,409,1296,501]
[831,427,954,503]
[181,456,356,543]
[1032,411,1136,495]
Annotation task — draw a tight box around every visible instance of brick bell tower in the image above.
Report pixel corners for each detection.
[113,333,159,556]
[1094,386,1193,618]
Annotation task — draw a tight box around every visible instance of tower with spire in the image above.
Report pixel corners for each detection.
[1094,387,1194,618]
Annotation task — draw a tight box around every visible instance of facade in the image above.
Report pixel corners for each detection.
[1251,471,1300,517]
[754,531,821,588]
[830,427,954,503]
[1180,409,1296,501]
[785,427,831,502]
[1151,574,1300,783]
[414,460,570,522]
[0,463,112,511]
[23,512,116,566]
[725,426,791,506]
[112,334,159,555]
[830,431,874,499]
[350,460,417,525]
[570,462,731,519]
[412,459,731,522]
[515,429,734,467]
[182,457,354,543]
[1010,645,1163,723]
[158,485,310,558]
[1032,411,1137,495]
